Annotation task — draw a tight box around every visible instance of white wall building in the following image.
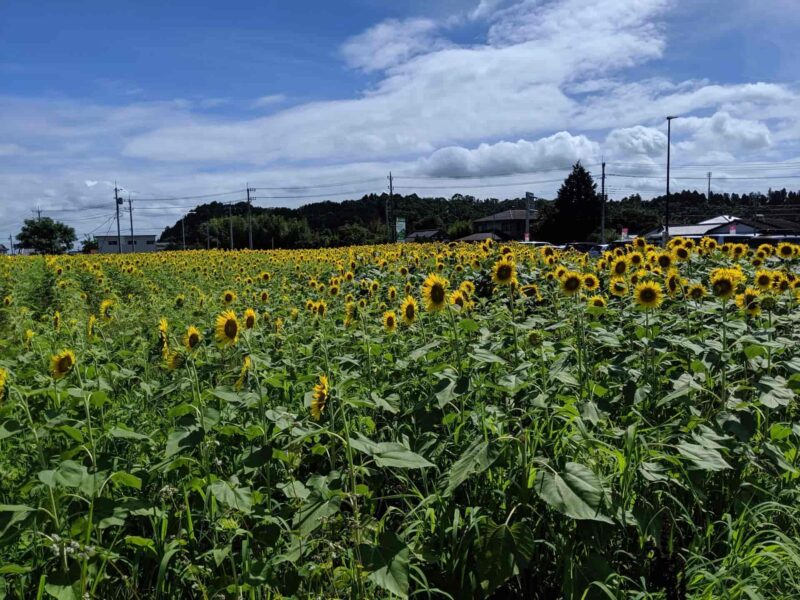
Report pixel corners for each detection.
[95,234,157,254]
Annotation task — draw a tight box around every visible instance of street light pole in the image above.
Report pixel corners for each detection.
[664,115,678,245]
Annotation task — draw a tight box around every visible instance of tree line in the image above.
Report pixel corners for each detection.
[12,164,800,253]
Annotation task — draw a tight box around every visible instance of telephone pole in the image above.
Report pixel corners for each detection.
[707,172,712,202]
[228,203,234,250]
[247,185,254,250]
[114,182,122,254]
[600,161,606,244]
[524,192,534,242]
[8,235,13,255]
[664,116,678,245]
[127,194,135,253]
[387,172,394,243]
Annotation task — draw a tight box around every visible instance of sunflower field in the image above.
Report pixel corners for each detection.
[1,238,800,599]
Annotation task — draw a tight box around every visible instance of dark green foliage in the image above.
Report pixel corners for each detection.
[15,217,76,254]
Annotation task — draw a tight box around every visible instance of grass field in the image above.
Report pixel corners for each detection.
[1,238,800,599]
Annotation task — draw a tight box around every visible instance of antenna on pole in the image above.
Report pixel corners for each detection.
[128,194,135,253]
[114,182,123,254]
[600,160,606,244]
[247,185,254,250]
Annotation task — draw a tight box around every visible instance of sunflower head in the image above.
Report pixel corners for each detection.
[610,277,628,297]
[587,295,607,309]
[400,296,418,325]
[214,310,239,346]
[222,290,237,304]
[421,273,448,312]
[0,367,8,399]
[50,349,76,380]
[710,267,743,300]
[686,283,706,301]
[184,326,201,351]
[310,374,329,420]
[582,273,599,291]
[100,300,113,321]
[610,256,628,276]
[383,310,398,333]
[560,271,582,296]
[754,269,773,290]
[449,290,467,310]
[244,308,257,329]
[634,281,663,310]
[777,242,795,259]
[736,287,761,317]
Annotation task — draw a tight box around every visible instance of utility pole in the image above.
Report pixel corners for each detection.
[9,235,13,255]
[600,161,606,244]
[524,192,534,242]
[228,203,234,250]
[181,215,186,250]
[387,172,394,243]
[127,194,135,253]
[114,182,123,254]
[664,116,678,246]
[206,223,210,250]
[35,206,42,220]
[247,185,254,250]
[707,172,712,202]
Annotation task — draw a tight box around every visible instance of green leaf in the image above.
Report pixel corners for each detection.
[469,348,506,364]
[478,521,535,595]
[359,531,410,598]
[444,438,500,496]
[165,427,203,458]
[124,535,157,554]
[759,376,795,408]
[0,420,22,441]
[372,443,434,469]
[110,471,142,491]
[108,426,152,442]
[676,441,731,471]
[534,462,612,523]
[208,480,252,514]
[293,493,341,536]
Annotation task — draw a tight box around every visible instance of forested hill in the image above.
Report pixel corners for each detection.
[158,186,800,249]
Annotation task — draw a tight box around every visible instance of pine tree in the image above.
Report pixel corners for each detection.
[548,162,601,242]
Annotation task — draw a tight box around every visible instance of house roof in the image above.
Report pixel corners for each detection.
[473,209,533,222]
[457,232,505,242]
[698,215,739,225]
[0,244,7,251]
[405,229,441,239]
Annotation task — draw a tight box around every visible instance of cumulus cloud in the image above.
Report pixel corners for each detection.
[251,94,286,108]
[418,132,599,177]
[340,18,448,73]
[605,126,667,157]
[680,111,772,152]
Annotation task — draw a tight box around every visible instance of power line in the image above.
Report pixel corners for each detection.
[252,177,386,190]
[394,177,571,190]
[608,173,800,180]
[131,189,246,202]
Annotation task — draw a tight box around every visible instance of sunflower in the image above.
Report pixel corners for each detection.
[587,295,607,309]
[628,252,644,267]
[259,290,269,303]
[633,281,663,309]
[244,308,257,329]
[582,273,600,291]
[383,310,398,333]
[53,311,61,331]
[315,300,327,318]
[235,356,251,390]
[520,284,541,301]
[0,367,7,400]
[388,286,397,301]
[175,294,185,308]
[686,283,706,302]
[459,280,476,296]
[222,290,237,304]
[166,350,184,371]
[777,242,795,259]
[449,290,467,310]
[158,317,169,347]
[421,273,448,312]
[772,272,790,293]
[50,349,76,380]
[2,295,11,307]
[215,310,239,346]
[754,269,773,290]
[665,270,682,296]
[400,296,418,325]
[87,315,96,339]
[310,374,329,420]
[610,277,628,297]
[184,326,201,351]
[560,271,582,296]
[736,287,761,317]
[100,299,113,321]
[610,256,628,276]
[710,268,742,300]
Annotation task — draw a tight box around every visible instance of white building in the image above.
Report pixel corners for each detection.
[95,234,157,254]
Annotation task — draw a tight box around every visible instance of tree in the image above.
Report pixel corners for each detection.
[16,217,76,254]
[80,236,99,253]
[541,162,601,243]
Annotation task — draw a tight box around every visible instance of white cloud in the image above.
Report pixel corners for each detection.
[0,143,25,156]
[251,94,286,108]
[340,18,448,73]
[605,126,667,157]
[418,132,599,177]
[470,0,506,20]
[679,111,771,153]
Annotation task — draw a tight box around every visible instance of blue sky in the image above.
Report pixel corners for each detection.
[1,0,799,242]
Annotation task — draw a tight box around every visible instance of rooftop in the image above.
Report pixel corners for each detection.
[473,209,534,222]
